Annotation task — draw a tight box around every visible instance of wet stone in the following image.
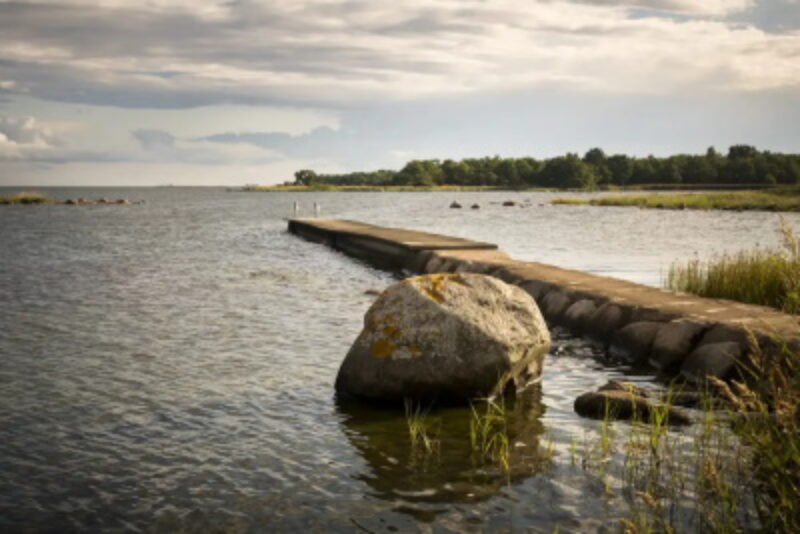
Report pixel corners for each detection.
[562,299,597,334]
[541,291,572,322]
[574,389,691,426]
[609,321,662,363]
[583,302,629,343]
[681,341,744,384]
[649,320,708,372]
[518,279,552,302]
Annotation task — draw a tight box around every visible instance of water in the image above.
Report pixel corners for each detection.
[0,188,794,532]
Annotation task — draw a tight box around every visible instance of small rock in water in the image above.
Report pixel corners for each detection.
[502,200,516,207]
[471,204,480,209]
[449,201,462,209]
[597,379,649,398]
[364,289,382,296]
[574,382,691,425]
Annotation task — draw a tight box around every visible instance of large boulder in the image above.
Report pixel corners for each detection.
[335,273,551,404]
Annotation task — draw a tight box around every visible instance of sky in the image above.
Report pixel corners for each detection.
[0,0,798,186]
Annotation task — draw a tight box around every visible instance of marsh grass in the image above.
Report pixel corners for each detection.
[552,187,800,212]
[403,399,441,469]
[666,218,800,313]
[0,192,53,205]
[577,336,800,533]
[469,397,511,474]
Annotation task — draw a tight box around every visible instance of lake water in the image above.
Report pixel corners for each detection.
[1,188,795,532]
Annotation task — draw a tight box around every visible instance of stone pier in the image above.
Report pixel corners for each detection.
[289,218,800,383]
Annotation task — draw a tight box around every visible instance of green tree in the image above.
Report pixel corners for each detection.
[538,153,596,188]
[294,169,318,186]
[607,154,633,185]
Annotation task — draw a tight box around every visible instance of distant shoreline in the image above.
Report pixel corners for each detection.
[239,183,778,193]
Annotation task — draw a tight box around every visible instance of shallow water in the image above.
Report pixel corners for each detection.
[0,188,793,532]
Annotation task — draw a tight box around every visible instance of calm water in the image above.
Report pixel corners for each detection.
[1,188,795,532]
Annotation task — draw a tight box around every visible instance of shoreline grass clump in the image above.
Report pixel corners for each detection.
[0,192,54,205]
[404,399,441,469]
[552,186,800,212]
[577,335,800,533]
[665,218,800,313]
[469,397,511,474]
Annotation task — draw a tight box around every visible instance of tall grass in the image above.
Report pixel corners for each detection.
[577,336,800,532]
[404,399,440,469]
[469,397,511,473]
[666,218,800,313]
[553,187,800,212]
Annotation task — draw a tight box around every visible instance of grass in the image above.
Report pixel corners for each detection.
[404,399,441,469]
[469,397,512,474]
[552,186,800,212]
[0,191,54,205]
[665,218,800,313]
[573,333,800,533]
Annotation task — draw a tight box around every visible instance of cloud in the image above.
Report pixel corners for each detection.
[132,128,175,151]
[126,128,281,165]
[0,114,66,159]
[0,115,58,146]
[0,0,797,111]
[569,1,754,16]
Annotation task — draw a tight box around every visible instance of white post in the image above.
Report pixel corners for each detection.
[314,202,320,217]
[293,201,299,217]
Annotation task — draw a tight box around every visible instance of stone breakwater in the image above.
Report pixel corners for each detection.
[288,218,800,384]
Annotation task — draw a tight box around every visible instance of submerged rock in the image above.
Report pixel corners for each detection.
[574,381,691,426]
[335,273,551,404]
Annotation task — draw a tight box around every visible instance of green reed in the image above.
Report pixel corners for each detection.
[553,187,800,212]
[469,397,511,473]
[575,334,799,533]
[666,217,800,314]
[404,399,441,469]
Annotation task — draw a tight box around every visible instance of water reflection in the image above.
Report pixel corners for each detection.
[336,385,550,512]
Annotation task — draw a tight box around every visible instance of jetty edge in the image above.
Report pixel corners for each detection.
[288,218,800,383]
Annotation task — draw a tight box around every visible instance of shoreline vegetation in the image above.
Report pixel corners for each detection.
[552,186,800,212]
[666,219,800,314]
[0,192,140,206]
[245,144,799,191]
[0,192,55,205]
[242,184,505,192]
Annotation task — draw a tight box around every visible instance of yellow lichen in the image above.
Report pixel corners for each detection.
[371,337,397,358]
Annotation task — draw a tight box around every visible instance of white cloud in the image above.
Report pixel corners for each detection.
[0,115,62,158]
[0,0,796,111]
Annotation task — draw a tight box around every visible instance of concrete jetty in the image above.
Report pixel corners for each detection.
[288,218,800,383]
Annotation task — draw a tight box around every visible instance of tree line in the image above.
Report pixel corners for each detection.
[292,145,800,189]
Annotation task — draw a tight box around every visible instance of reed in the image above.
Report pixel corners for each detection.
[552,187,800,212]
[403,399,440,469]
[575,336,799,533]
[666,218,800,313]
[469,397,511,473]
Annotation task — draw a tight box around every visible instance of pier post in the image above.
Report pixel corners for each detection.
[293,201,299,217]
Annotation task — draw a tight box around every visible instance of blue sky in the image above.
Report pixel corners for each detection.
[0,0,798,185]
